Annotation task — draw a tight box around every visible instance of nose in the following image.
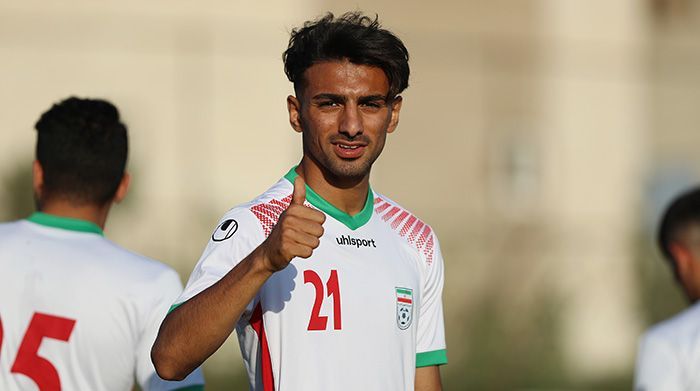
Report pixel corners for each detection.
[339,104,363,138]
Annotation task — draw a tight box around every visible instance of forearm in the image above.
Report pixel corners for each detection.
[151,246,273,380]
[415,366,442,391]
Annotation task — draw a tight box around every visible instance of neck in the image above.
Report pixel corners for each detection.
[39,199,111,230]
[297,157,370,216]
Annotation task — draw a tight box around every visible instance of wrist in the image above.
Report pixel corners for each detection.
[252,244,278,276]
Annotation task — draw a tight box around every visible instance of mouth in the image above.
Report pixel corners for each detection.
[333,142,367,159]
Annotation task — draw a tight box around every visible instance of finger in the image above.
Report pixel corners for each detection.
[285,205,326,225]
[283,215,324,237]
[288,243,314,259]
[291,176,306,206]
[286,229,321,249]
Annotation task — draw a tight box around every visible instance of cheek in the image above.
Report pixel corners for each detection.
[365,113,392,135]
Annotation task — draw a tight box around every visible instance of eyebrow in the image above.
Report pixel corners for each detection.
[311,93,345,102]
[311,93,388,103]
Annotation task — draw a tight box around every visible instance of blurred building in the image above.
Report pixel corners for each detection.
[2,0,700,388]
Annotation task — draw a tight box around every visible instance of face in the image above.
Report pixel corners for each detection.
[287,60,402,180]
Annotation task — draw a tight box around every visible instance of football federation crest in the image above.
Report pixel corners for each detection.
[396,287,413,330]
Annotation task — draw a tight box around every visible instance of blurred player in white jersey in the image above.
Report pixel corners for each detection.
[152,12,447,391]
[0,97,204,391]
[635,187,700,390]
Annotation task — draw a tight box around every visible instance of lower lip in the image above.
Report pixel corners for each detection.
[334,144,366,159]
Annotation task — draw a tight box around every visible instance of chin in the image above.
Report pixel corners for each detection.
[326,159,372,179]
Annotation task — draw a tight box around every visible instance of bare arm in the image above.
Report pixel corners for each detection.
[415,366,442,391]
[151,177,324,380]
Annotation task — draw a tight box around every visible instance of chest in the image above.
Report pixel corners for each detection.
[259,223,423,335]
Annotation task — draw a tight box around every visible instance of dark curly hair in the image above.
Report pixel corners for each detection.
[283,12,410,100]
[658,187,700,275]
[35,97,128,206]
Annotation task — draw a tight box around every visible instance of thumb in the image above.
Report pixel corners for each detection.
[291,176,306,206]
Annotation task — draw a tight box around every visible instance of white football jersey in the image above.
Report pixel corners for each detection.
[176,167,447,391]
[634,301,700,391]
[0,213,204,391]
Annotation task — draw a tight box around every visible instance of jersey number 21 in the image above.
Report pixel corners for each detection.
[304,269,342,331]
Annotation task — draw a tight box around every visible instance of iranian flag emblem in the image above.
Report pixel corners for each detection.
[396,287,413,330]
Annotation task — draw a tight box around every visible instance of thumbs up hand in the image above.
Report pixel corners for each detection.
[259,176,326,273]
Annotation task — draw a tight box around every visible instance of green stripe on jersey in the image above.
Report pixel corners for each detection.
[172,385,204,391]
[168,303,183,313]
[27,212,104,236]
[284,166,374,230]
[416,349,448,367]
[396,288,412,296]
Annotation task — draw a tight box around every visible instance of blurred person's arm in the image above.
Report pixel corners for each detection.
[633,330,682,390]
[415,366,442,391]
[152,177,323,380]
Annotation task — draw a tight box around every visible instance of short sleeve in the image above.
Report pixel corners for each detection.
[136,268,205,391]
[416,232,448,367]
[634,331,683,391]
[173,208,266,320]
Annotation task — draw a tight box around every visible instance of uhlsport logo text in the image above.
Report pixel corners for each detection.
[335,235,377,248]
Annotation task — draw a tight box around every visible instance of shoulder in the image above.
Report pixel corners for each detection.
[96,238,180,285]
[642,303,700,354]
[0,220,21,231]
[0,219,34,238]
[372,191,440,267]
[235,177,294,237]
[204,178,293,248]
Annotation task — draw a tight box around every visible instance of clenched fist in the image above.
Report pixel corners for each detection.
[260,176,326,272]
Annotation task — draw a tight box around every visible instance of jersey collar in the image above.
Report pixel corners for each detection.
[284,167,374,231]
[26,212,104,236]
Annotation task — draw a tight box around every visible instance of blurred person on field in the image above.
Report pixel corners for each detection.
[635,187,700,390]
[0,97,204,391]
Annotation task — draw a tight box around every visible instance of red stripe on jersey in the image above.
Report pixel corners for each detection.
[269,198,291,210]
[250,194,293,236]
[391,211,410,230]
[374,202,391,214]
[266,204,287,217]
[399,215,417,237]
[382,206,401,222]
[397,297,412,304]
[250,205,278,236]
[416,225,433,251]
[250,304,274,391]
[424,234,435,265]
[408,221,425,245]
[371,196,436,266]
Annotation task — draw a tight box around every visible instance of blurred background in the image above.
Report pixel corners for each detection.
[2,0,700,389]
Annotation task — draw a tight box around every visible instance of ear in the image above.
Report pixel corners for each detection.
[32,160,44,200]
[113,172,131,204]
[287,95,304,134]
[671,242,694,278]
[387,96,403,134]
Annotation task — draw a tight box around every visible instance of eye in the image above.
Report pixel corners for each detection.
[361,101,384,110]
[318,100,339,107]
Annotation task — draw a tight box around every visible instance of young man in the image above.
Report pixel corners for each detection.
[635,187,700,390]
[0,97,204,391]
[152,12,447,390]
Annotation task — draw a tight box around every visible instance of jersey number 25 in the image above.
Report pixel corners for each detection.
[0,312,76,391]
